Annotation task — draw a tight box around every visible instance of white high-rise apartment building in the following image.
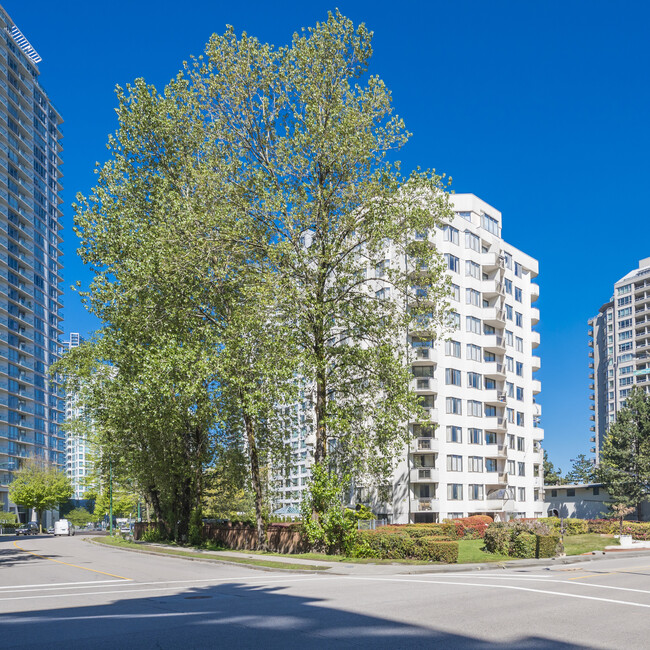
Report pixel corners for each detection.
[62,332,90,500]
[0,6,65,515]
[588,257,650,463]
[384,194,543,523]
[272,194,544,522]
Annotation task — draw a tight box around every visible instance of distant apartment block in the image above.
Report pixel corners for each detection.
[273,194,544,522]
[0,6,65,516]
[588,257,650,463]
[62,332,91,500]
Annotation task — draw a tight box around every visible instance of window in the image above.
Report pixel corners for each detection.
[458,211,472,221]
[419,394,435,408]
[508,460,515,474]
[483,323,495,335]
[506,356,514,371]
[619,330,633,341]
[447,484,463,500]
[466,316,481,334]
[412,365,434,377]
[619,341,633,352]
[516,337,524,353]
[465,230,481,251]
[505,330,514,346]
[516,387,524,401]
[518,461,525,476]
[505,304,513,320]
[484,351,496,362]
[516,361,523,376]
[468,372,482,389]
[485,378,496,390]
[566,488,576,497]
[375,259,389,277]
[618,295,632,307]
[446,425,462,442]
[617,284,632,295]
[507,408,515,423]
[508,434,515,449]
[504,253,512,270]
[515,312,523,327]
[618,307,632,318]
[446,398,462,415]
[485,431,497,445]
[551,489,557,498]
[620,365,633,375]
[468,428,482,444]
[466,288,481,306]
[619,376,634,386]
[467,344,482,361]
[485,458,497,472]
[481,213,499,235]
[518,487,526,501]
[514,287,522,302]
[514,262,523,278]
[469,484,484,500]
[468,400,482,416]
[447,455,462,472]
[484,405,497,417]
[618,318,633,329]
[593,486,600,496]
[466,260,480,279]
[446,368,461,386]
[468,456,483,472]
[445,253,459,273]
[443,225,459,244]
[445,340,461,358]
[450,283,460,301]
[516,412,525,426]
[504,278,513,294]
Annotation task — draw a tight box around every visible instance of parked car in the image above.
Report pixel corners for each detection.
[16,522,39,536]
[54,519,75,536]
[47,526,55,534]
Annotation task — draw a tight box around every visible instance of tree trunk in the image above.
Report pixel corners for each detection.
[243,410,267,551]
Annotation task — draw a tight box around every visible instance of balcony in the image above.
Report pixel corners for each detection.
[590,415,595,421]
[486,472,509,485]
[590,436,596,443]
[532,356,541,371]
[589,394,595,401]
[484,416,508,432]
[588,340,594,348]
[590,425,596,431]
[483,279,505,299]
[412,437,439,453]
[413,347,435,361]
[482,252,505,272]
[409,467,439,483]
[530,283,540,302]
[531,379,542,394]
[417,407,439,423]
[410,497,439,512]
[484,336,506,353]
[589,383,595,390]
[484,363,506,379]
[590,447,596,454]
[531,331,540,349]
[486,444,508,458]
[483,307,506,327]
[484,389,507,406]
[412,377,438,393]
[530,307,540,325]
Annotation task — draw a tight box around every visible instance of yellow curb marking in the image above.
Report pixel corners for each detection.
[12,541,131,581]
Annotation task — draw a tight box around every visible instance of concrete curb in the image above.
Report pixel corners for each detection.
[83,537,335,575]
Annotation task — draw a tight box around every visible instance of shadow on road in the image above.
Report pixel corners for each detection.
[0,580,591,649]
[0,542,64,568]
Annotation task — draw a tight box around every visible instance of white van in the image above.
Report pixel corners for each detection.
[54,519,75,536]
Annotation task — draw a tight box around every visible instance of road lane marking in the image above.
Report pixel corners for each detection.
[0,580,128,591]
[343,576,650,609]
[12,541,131,581]
[408,573,650,595]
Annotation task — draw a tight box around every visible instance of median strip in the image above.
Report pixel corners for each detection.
[88,537,330,572]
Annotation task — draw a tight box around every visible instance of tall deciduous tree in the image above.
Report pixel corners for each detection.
[598,387,650,521]
[186,11,453,486]
[9,460,73,532]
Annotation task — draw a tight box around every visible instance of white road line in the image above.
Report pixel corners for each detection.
[0,580,127,591]
[403,573,650,595]
[343,576,650,609]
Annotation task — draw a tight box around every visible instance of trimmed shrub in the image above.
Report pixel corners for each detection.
[624,522,650,540]
[587,519,617,534]
[355,530,458,562]
[484,522,511,555]
[511,532,536,558]
[536,534,562,558]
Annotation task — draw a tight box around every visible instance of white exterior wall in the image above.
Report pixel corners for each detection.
[390,194,544,523]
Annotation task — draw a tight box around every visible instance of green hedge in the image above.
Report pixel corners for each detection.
[536,534,561,558]
[539,517,588,534]
[511,532,537,558]
[355,530,458,562]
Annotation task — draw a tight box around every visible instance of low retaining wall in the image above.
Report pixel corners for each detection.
[133,521,307,553]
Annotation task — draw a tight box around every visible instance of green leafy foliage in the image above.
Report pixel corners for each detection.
[564,454,596,484]
[598,387,650,520]
[484,520,556,558]
[8,460,73,531]
[353,529,458,562]
[543,449,563,485]
[64,507,94,527]
[536,534,562,558]
[300,464,357,554]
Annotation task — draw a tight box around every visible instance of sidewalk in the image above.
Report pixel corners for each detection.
[95,539,650,576]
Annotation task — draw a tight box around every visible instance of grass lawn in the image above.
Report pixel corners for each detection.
[90,536,329,571]
[563,533,618,555]
[457,539,510,564]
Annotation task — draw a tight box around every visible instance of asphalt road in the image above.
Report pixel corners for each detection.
[1,535,649,648]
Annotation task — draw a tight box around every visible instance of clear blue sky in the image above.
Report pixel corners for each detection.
[7,1,649,472]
